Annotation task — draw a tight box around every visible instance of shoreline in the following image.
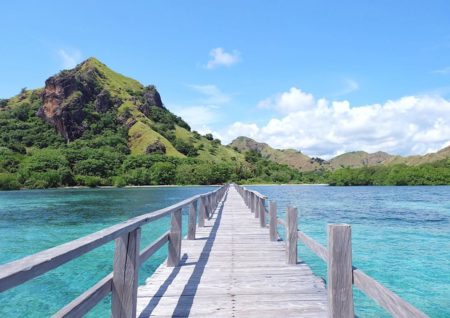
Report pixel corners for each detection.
[1,183,330,192]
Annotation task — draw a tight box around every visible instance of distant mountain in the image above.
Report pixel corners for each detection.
[229,137,450,171]
[328,151,394,169]
[0,57,448,190]
[229,136,325,171]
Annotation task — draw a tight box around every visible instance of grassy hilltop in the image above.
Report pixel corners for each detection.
[1,58,449,190]
[0,58,309,189]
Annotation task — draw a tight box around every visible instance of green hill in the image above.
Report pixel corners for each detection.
[0,58,305,189]
[1,58,448,189]
[229,136,324,171]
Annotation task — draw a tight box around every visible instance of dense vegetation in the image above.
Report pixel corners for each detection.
[327,160,450,186]
[0,134,313,190]
[1,58,448,190]
[0,88,309,189]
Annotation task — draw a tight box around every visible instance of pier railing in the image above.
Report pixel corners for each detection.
[0,184,228,318]
[234,184,428,318]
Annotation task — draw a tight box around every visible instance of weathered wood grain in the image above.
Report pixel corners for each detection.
[269,201,277,241]
[187,201,197,240]
[112,227,141,318]
[198,196,205,228]
[297,231,328,262]
[0,188,224,293]
[167,209,182,267]
[353,267,428,318]
[286,207,298,265]
[53,273,112,318]
[259,198,266,227]
[327,224,353,318]
[137,186,327,317]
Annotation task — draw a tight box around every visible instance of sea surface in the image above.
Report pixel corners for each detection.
[0,186,449,317]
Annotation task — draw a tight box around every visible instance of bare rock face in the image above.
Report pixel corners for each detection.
[145,140,166,154]
[138,85,164,116]
[95,89,118,113]
[37,67,103,141]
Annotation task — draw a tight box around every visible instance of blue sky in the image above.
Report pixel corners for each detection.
[1,1,450,157]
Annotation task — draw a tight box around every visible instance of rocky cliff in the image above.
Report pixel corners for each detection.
[36,58,164,142]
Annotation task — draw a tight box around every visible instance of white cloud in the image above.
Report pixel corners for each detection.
[172,105,218,128]
[57,49,82,69]
[336,78,359,95]
[222,87,450,158]
[206,48,240,69]
[187,84,231,104]
[170,84,231,134]
[432,67,450,75]
[257,87,315,114]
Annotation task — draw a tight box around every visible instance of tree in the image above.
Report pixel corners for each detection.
[150,162,176,185]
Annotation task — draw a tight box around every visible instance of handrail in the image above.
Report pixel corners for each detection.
[234,184,428,318]
[53,232,170,318]
[296,228,428,317]
[297,230,328,262]
[0,184,229,317]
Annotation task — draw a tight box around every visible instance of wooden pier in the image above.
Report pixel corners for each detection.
[0,184,429,318]
[136,185,327,317]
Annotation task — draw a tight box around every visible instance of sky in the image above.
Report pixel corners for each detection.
[1,0,450,158]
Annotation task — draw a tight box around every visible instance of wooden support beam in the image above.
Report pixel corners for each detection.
[259,198,266,227]
[198,196,205,227]
[112,227,141,318]
[187,201,197,240]
[254,194,259,218]
[269,201,277,241]
[327,224,354,318]
[167,209,182,267]
[286,207,298,265]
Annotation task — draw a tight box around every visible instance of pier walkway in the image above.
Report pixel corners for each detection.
[0,183,429,318]
[136,185,327,317]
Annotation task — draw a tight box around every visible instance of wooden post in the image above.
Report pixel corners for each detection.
[269,201,277,241]
[187,201,197,240]
[167,208,182,267]
[327,224,354,318]
[112,227,141,318]
[286,207,298,265]
[259,198,266,227]
[254,195,259,218]
[198,196,205,227]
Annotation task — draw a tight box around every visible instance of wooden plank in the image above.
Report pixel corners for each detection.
[53,273,112,318]
[112,227,141,318]
[327,224,353,318]
[137,186,327,318]
[187,201,197,240]
[286,207,298,265]
[297,231,328,262]
[353,267,428,318]
[167,209,182,267]
[269,201,277,241]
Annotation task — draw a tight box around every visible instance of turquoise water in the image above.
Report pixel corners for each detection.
[0,186,449,317]
[248,185,450,318]
[0,186,216,317]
